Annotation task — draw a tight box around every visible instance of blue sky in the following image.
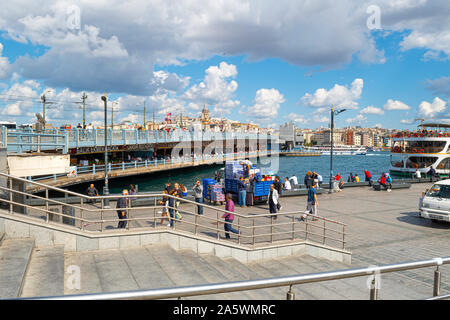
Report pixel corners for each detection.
[0,1,449,129]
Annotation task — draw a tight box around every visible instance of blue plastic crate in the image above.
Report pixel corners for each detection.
[203,178,216,199]
[225,179,238,193]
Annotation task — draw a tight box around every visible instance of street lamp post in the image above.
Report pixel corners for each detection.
[101,95,110,207]
[328,107,346,194]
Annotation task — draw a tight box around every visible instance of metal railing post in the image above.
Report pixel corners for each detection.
[101,198,104,232]
[127,198,131,230]
[195,214,198,235]
[81,198,84,231]
[305,220,308,241]
[216,211,220,240]
[286,285,295,300]
[292,215,295,240]
[342,225,346,249]
[433,266,441,297]
[369,276,378,300]
[237,216,241,244]
[323,219,326,245]
[9,177,13,214]
[252,219,255,247]
[270,214,274,243]
[154,197,156,228]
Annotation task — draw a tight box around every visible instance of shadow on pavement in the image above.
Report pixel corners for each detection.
[397,211,450,229]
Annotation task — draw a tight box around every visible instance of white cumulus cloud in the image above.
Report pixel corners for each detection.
[300,78,363,110]
[418,97,447,117]
[383,99,411,110]
[182,62,240,115]
[246,88,285,121]
[360,106,384,115]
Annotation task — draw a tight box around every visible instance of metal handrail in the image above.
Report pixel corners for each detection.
[22,256,450,300]
[0,172,347,248]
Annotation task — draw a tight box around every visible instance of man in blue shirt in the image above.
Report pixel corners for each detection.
[237,177,247,207]
[306,182,319,221]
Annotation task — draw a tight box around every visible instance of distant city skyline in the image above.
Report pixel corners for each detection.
[0,1,448,130]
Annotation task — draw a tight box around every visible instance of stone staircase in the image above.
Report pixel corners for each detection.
[0,232,436,300]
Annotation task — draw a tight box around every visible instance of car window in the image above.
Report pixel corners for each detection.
[426,184,450,199]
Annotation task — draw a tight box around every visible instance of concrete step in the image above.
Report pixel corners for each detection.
[201,255,276,300]
[146,244,218,300]
[246,260,315,300]
[92,250,140,293]
[64,251,103,295]
[253,257,348,300]
[218,257,284,300]
[178,250,242,300]
[21,246,65,298]
[121,247,174,290]
[0,238,35,298]
[279,255,367,300]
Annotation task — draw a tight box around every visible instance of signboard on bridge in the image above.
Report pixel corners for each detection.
[7,154,70,177]
[71,143,154,154]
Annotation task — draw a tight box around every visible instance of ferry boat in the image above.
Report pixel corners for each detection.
[301,145,367,155]
[389,120,450,177]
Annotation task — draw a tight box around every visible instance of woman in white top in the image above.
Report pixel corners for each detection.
[284,178,292,190]
[415,169,421,179]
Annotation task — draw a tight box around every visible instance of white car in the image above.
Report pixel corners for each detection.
[420,179,450,223]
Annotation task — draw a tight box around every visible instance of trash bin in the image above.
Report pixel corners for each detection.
[48,208,60,222]
[62,205,75,226]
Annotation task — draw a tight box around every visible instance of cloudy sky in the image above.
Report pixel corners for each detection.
[0,0,449,129]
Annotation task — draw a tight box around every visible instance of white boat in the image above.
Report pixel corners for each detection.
[389,120,450,178]
[301,145,367,155]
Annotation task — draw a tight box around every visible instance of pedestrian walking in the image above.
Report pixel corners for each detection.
[306,182,319,221]
[289,174,298,187]
[222,193,239,239]
[116,189,129,229]
[129,184,137,207]
[364,169,373,186]
[273,176,283,210]
[246,176,255,207]
[158,190,171,226]
[304,171,313,189]
[317,173,323,188]
[193,180,204,215]
[180,184,188,197]
[284,177,292,190]
[173,182,183,221]
[86,184,99,204]
[268,184,279,220]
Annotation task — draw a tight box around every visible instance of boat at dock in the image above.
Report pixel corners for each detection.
[389,120,450,178]
[301,145,367,155]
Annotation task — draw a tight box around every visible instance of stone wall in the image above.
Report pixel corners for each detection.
[0,211,351,264]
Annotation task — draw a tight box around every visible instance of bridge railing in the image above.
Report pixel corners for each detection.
[0,172,346,250]
[4,127,274,154]
[26,150,271,183]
